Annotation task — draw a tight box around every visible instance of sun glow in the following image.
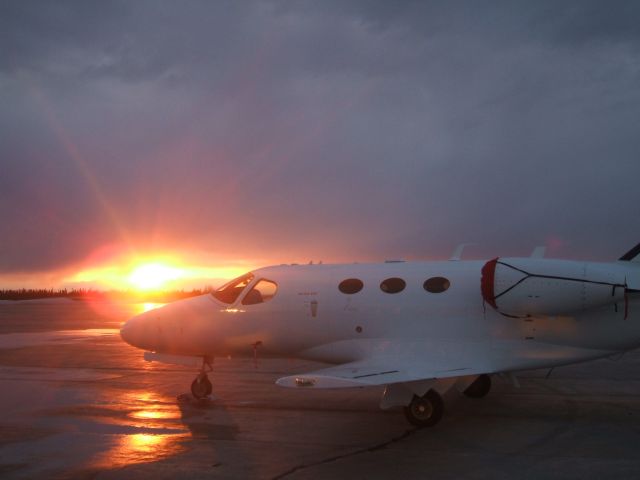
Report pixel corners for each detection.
[128,263,184,290]
[63,252,251,292]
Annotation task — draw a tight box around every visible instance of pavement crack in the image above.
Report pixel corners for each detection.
[271,428,417,480]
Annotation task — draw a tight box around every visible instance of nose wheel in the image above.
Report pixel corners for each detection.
[191,356,214,400]
[191,372,213,399]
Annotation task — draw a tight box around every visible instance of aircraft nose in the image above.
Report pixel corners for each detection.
[121,296,217,354]
[120,313,150,349]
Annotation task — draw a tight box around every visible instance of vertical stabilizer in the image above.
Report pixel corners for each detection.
[619,243,640,262]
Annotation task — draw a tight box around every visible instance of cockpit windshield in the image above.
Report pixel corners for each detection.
[212,273,254,304]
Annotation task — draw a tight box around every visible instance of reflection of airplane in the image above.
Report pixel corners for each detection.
[121,244,640,427]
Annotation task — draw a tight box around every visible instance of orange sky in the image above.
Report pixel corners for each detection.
[0,248,258,291]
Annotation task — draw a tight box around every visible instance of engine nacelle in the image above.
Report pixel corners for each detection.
[481,258,626,318]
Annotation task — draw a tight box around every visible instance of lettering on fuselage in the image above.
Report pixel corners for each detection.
[302,299,319,318]
[298,291,319,318]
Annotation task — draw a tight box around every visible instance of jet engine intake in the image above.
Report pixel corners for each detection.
[481,258,626,318]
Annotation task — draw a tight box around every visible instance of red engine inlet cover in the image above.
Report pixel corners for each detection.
[480,258,498,309]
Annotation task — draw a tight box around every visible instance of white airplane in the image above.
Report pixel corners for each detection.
[120,244,640,427]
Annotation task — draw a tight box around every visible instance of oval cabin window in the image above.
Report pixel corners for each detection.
[424,276,450,293]
[338,278,364,294]
[380,277,406,294]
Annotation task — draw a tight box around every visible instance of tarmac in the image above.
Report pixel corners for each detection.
[1,299,640,479]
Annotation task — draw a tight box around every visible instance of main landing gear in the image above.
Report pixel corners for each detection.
[401,375,492,427]
[403,390,444,427]
[191,356,213,399]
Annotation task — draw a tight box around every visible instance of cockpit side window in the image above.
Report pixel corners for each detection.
[212,273,254,304]
[242,279,278,305]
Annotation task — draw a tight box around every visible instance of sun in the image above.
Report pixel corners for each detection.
[64,250,253,291]
[128,263,184,290]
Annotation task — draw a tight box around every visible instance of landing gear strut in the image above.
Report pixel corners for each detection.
[463,374,491,399]
[403,390,444,427]
[190,356,213,399]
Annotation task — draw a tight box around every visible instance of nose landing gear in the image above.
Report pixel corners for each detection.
[191,373,212,399]
[191,356,214,399]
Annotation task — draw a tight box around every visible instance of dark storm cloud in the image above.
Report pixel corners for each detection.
[1,0,640,276]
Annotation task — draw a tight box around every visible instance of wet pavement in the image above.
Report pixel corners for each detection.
[1,300,640,479]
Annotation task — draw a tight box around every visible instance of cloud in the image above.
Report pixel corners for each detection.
[1,1,640,278]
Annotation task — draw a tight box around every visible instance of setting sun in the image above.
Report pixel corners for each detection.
[60,249,253,292]
[128,263,184,290]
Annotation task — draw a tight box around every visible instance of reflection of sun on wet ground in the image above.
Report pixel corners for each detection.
[122,391,183,425]
[106,431,189,466]
[88,389,190,469]
[129,409,182,420]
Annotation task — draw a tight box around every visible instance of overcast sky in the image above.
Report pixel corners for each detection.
[1,0,640,285]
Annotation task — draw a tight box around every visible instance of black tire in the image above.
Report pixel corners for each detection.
[463,374,491,399]
[403,390,444,427]
[191,374,213,399]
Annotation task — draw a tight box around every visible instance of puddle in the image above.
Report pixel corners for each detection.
[99,431,189,466]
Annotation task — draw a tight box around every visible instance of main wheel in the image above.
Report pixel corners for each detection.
[403,390,444,427]
[463,374,491,399]
[191,374,213,399]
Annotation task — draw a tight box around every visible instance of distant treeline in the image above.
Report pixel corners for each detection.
[0,287,215,302]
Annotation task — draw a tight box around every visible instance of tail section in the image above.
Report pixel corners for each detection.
[619,242,640,292]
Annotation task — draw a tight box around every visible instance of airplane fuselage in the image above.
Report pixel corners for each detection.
[122,259,640,370]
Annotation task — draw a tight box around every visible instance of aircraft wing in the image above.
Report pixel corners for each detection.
[275,360,482,388]
[275,340,495,389]
[275,339,609,389]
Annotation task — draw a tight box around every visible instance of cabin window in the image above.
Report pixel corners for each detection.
[212,273,254,304]
[242,279,278,305]
[338,278,364,294]
[380,277,406,294]
[424,276,450,293]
